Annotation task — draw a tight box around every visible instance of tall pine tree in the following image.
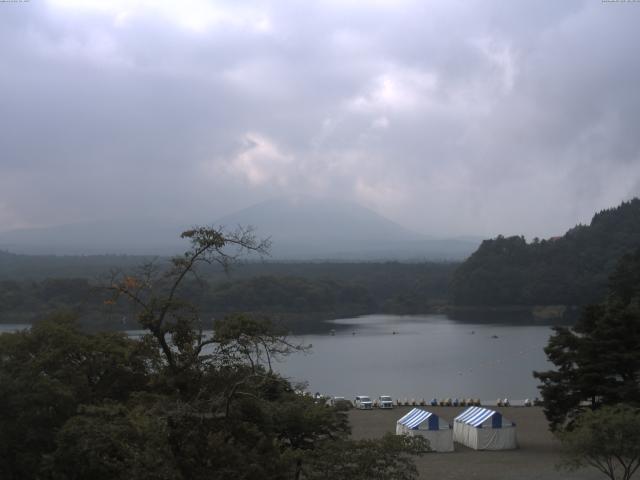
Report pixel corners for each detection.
[534,248,640,430]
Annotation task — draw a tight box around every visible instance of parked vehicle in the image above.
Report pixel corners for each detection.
[327,396,352,409]
[354,395,373,409]
[378,395,394,409]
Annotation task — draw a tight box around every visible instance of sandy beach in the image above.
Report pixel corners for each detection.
[349,406,603,480]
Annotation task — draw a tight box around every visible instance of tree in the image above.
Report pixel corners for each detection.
[106,226,271,377]
[103,226,426,479]
[558,404,640,480]
[1,226,427,479]
[48,402,180,480]
[301,434,429,480]
[0,312,153,480]
[452,198,640,307]
[534,248,640,430]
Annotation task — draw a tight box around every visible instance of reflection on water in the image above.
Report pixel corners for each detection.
[276,314,553,402]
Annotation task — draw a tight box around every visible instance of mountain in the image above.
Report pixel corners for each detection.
[451,198,640,306]
[213,196,478,260]
[0,196,480,260]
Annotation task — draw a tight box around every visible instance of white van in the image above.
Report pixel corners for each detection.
[378,395,394,409]
[354,395,373,409]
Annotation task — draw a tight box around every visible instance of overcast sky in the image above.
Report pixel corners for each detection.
[1,0,639,238]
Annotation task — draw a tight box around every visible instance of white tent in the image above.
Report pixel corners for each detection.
[453,406,517,450]
[396,408,454,452]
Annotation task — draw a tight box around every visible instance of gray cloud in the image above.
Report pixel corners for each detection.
[1,0,639,238]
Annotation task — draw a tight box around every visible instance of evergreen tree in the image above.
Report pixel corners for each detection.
[534,248,640,430]
[452,198,640,306]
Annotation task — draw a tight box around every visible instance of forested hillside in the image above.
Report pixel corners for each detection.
[0,251,153,280]
[451,198,640,306]
[0,261,456,332]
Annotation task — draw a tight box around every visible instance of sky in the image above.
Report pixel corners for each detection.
[1,0,639,238]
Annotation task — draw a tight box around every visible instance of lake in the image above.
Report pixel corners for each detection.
[0,324,31,333]
[275,314,555,403]
[0,314,555,403]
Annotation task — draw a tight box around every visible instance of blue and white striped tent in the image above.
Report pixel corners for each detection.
[453,407,517,450]
[396,408,453,452]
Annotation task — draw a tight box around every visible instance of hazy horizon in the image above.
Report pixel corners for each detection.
[0,192,635,240]
[0,195,484,258]
[2,1,640,239]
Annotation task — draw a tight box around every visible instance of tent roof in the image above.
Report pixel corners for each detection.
[397,408,435,429]
[454,406,503,427]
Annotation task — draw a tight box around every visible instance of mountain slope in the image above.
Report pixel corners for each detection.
[214,196,478,260]
[216,196,422,245]
[0,196,480,259]
[451,198,640,306]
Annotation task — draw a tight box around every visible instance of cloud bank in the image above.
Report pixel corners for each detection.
[1,0,639,238]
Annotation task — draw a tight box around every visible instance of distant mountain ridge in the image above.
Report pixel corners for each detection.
[215,196,478,260]
[0,196,480,260]
[216,196,423,245]
[451,198,640,306]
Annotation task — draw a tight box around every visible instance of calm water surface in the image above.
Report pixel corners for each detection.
[275,314,554,402]
[0,315,554,402]
[0,324,30,333]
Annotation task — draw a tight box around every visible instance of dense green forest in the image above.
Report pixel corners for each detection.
[452,198,640,306]
[0,251,153,280]
[0,259,456,332]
